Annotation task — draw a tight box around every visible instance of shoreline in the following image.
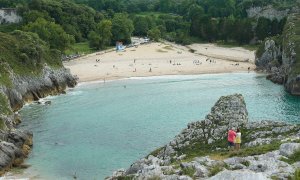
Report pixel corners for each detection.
[77,70,257,84]
[76,71,261,86]
[64,42,256,83]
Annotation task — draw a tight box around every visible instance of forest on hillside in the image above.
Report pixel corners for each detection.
[0,0,298,52]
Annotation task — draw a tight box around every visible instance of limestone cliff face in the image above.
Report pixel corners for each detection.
[0,8,22,24]
[246,5,291,20]
[1,66,77,111]
[255,13,300,95]
[0,65,77,174]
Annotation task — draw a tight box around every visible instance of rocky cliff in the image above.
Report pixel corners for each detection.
[108,94,300,180]
[0,31,77,174]
[0,65,77,175]
[255,13,300,95]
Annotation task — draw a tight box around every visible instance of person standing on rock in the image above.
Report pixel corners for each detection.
[235,128,241,151]
[228,127,236,150]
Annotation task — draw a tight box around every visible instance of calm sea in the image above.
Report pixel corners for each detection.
[16,73,300,179]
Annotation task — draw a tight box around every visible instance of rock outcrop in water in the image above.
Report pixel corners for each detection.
[255,13,300,95]
[108,94,300,180]
[0,65,77,175]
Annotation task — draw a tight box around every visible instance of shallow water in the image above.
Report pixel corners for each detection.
[18,73,300,179]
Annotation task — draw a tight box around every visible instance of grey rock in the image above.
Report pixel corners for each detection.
[126,160,145,175]
[292,162,300,169]
[7,129,32,148]
[0,142,21,169]
[279,143,300,157]
[178,175,192,180]
[193,164,208,178]
[209,169,269,180]
[246,5,289,20]
[112,169,126,177]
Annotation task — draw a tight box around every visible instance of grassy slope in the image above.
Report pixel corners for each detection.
[0,31,63,86]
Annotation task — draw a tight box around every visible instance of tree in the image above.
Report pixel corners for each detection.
[111,13,134,44]
[134,16,149,36]
[23,18,75,51]
[233,19,253,44]
[97,20,112,48]
[147,28,161,41]
[88,20,112,49]
[256,17,272,40]
[88,31,101,49]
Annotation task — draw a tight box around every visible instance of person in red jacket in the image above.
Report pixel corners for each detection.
[228,127,236,150]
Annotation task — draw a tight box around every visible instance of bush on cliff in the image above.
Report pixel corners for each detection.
[0,30,63,87]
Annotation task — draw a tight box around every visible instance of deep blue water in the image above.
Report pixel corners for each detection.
[18,73,300,179]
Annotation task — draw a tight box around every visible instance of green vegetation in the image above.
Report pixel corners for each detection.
[240,160,250,167]
[293,169,300,180]
[182,167,196,177]
[208,165,224,177]
[111,13,134,44]
[0,93,11,115]
[149,147,164,157]
[0,93,11,130]
[88,20,112,50]
[23,18,75,51]
[0,31,62,86]
[1,0,295,53]
[175,126,283,163]
[226,141,281,158]
[64,42,94,56]
[280,150,300,164]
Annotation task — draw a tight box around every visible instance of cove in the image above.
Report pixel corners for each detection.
[17,73,300,179]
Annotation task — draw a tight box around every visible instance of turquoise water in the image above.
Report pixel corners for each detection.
[18,73,300,179]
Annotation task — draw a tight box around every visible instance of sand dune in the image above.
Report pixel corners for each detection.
[64,42,256,82]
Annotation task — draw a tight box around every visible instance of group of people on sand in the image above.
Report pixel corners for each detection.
[227,127,241,151]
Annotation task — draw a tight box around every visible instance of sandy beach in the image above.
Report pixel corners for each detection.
[64,42,256,82]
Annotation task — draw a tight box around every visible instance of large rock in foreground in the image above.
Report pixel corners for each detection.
[108,94,300,180]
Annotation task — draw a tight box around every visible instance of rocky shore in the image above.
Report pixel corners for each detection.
[0,65,77,175]
[108,94,300,179]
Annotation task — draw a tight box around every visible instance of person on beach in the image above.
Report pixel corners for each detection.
[235,128,241,151]
[228,127,236,150]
